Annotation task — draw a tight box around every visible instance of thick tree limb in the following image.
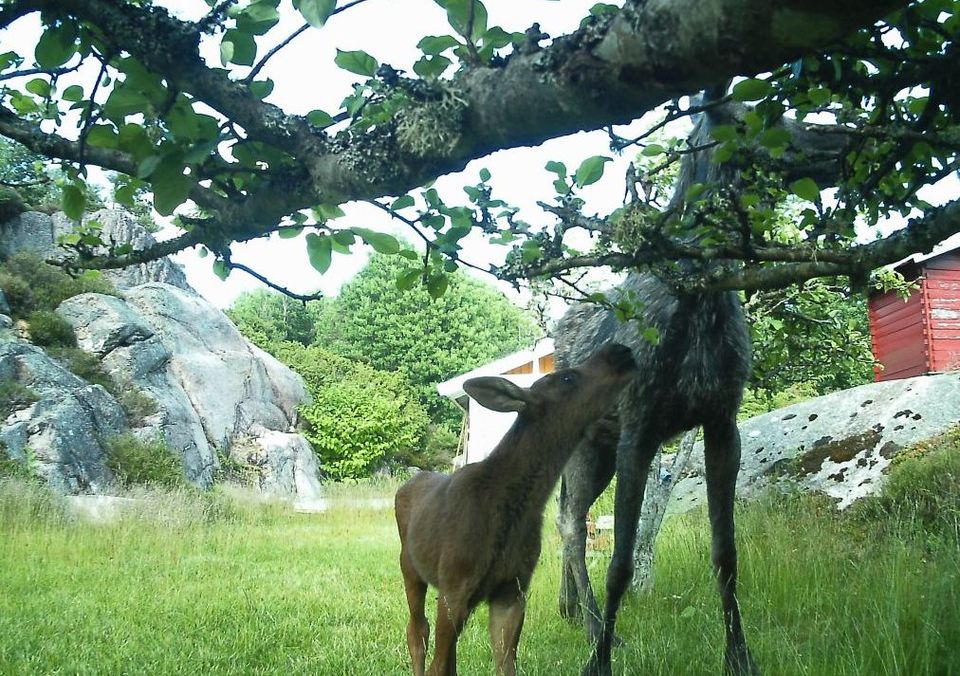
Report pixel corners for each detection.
[0,0,910,268]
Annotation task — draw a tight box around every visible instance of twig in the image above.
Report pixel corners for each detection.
[245,0,373,83]
[224,259,324,301]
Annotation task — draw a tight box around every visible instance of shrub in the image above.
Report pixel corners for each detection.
[0,443,35,481]
[116,387,158,426]
[0,251,117,318]
[279,344,429,480]
[0,378,39,419]
[26,310,76,347]
[104,433,186,489]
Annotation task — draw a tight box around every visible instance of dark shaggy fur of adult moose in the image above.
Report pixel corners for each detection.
[395,343,637,676]
[554,92,758,676]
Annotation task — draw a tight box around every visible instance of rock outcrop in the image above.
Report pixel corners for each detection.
[0,342,126,493]
[668,372,960,513]
[0,210,321,498]
[0,209,189,290]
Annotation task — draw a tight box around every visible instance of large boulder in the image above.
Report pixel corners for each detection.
[0,342,125,493]
[56,284,316,496]
[669,372,960,512]
[0,209,189,291]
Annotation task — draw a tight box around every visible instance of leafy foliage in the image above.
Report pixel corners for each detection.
[314,252,540,425]
[25,310,76,347]
[226,289,321,349]
[0,251,117,319]
[274,343,429,479]
[49,347,157,425]
[104,433,185,489]
[745,279,875,396]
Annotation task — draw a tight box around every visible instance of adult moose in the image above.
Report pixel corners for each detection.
[555,87,757,676]
[395,343,637,676]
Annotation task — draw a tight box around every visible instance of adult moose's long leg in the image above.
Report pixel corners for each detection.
[582,430,660,676]
[558,416,618,641]
[703,415,759,676]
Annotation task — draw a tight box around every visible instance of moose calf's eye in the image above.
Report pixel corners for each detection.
[561,372,576,385]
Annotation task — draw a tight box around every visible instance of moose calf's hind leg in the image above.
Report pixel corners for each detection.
[401,550,430,676]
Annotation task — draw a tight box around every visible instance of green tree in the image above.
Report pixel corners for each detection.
[746,279,875,397]
[314,252,540,425]
[226,289,322,350]
[274,342,429,478]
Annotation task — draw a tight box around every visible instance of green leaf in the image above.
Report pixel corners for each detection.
[520,240,541,263]
[248,79,274,99]
[710,125,738,142]
[294,0,337,28]
[396,268,421,291]
[353,227,400,254]
[641,143,665,157]
[61,183,85,220]
[789,177,820,202]
[25,78,50,97]
[807,87,832,106]
[574,155,612,187]
[642,326,660,346]
[35,22,77,69]
[413,55,452,80]
[306,233,333,274]
[731,78,773,102]
[221,29,257,66]
[151,155,196,216]
[335,49,378,77]
[417,35,460,55]
[61,84,84,102]
[212,259,231,281]
[759,127,791,150]
[545,160,567,177]
[278,227,303,239]
[307,109,334,128]
[315,203,345,220]
[479,168,491,182]
[442,0,488,42]
[87,124,119,149]
[391,195,415,210]
[427,274,449,299]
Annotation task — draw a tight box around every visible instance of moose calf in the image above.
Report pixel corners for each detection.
[394,343,637,676]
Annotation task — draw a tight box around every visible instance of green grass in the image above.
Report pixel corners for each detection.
[0,477,957,675]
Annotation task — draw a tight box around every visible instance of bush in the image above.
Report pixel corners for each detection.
[104,433,186,489]
[0,378,39,419]
[26,310,76,347]
[0,444,35,481]
[0,251,117,318]
[278,343,430,480]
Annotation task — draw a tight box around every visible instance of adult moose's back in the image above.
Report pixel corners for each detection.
[554,90,758,675]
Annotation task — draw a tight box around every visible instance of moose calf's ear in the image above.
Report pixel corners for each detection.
[464,377,530,413]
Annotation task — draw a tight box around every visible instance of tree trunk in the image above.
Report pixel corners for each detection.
[632,427,699,591]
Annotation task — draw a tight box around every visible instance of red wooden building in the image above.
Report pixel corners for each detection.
[869,246,960,381]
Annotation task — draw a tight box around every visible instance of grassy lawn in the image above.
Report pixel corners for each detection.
[0,476,957,675]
